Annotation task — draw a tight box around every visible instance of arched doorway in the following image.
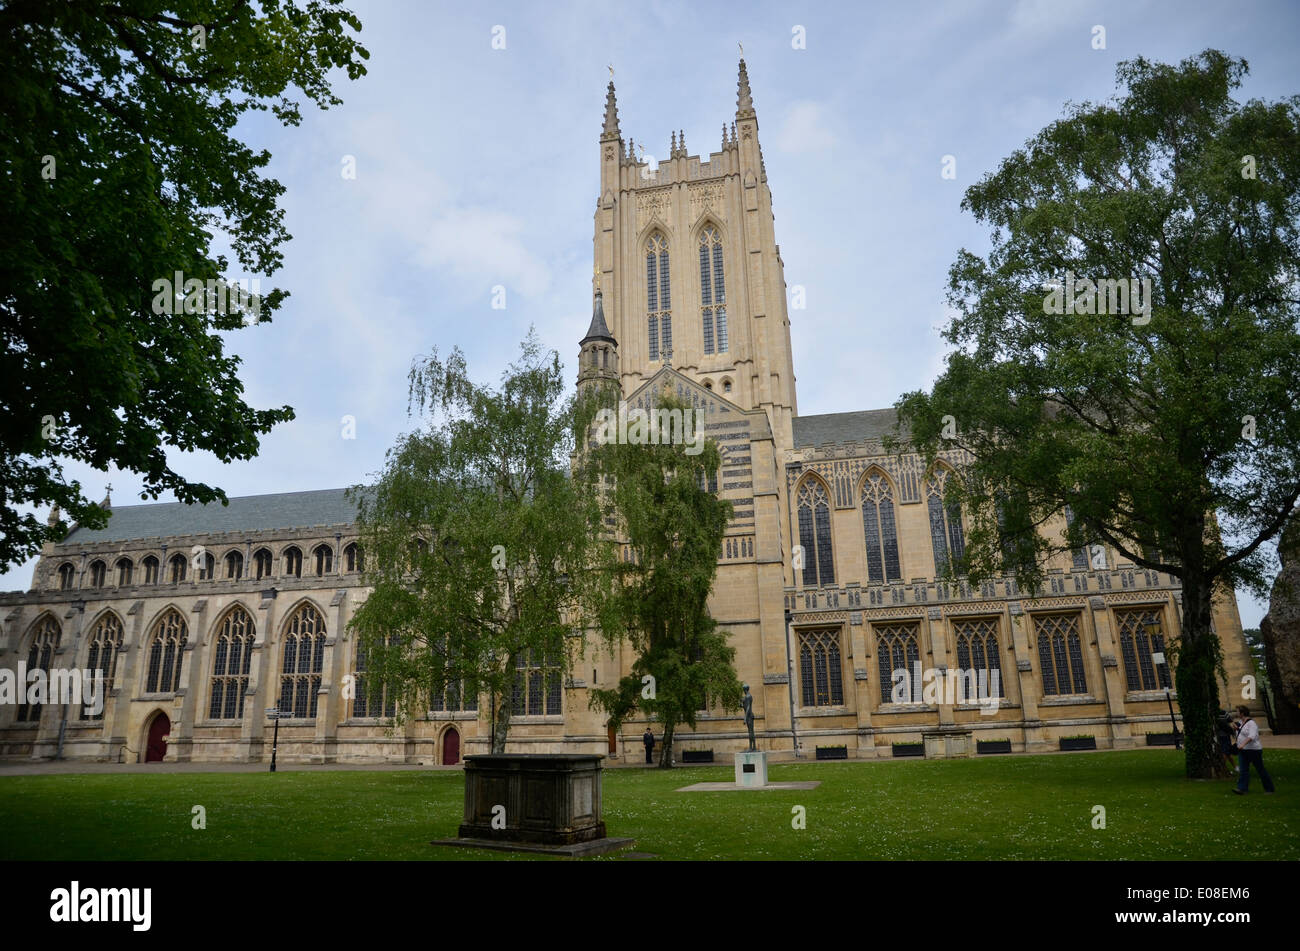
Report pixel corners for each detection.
[145,711,170,763]
[442,726,460,766]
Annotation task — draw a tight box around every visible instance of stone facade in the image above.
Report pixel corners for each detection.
[0,61,1260,764]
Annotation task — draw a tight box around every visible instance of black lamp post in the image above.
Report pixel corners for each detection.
[266,707,286,772]
[1145,621,1180,749]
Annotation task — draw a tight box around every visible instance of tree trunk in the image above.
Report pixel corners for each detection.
[492,693,510,753]
[658,720,675,768]
[1178,575,1227,779]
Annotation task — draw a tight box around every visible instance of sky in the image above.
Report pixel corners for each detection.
[7,0,1299,629]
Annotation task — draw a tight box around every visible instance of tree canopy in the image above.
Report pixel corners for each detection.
[893,50,1300,778]
[0,0,368,567]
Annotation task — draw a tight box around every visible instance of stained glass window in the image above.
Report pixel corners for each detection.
[796,478,835,587]
[926,469,965,576]
[798,629,844,707]
[145,609,187,693]
[1114,608,1171,690]
[1034,614,1088,696]
[699,226,728,354]
[511,648,561,716]
[646,233,671,361]
[17,614,60,722]
[209,606,254,719]
[279,604,326,719]
[876,622,921,704]
[82,612,122,720]
[861,471,902,583]
[953,618,1005,700]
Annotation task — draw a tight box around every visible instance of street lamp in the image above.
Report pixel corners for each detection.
[1145,620,1180,750]
[266,707,288,772]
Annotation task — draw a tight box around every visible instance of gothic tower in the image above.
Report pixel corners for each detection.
[593,59,798,446]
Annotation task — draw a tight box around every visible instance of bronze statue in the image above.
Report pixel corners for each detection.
[741,683,756,751]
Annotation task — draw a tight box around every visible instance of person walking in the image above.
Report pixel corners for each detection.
[1233,705,1275,794]
[1216,709,1238,775]
[642,727,655,765]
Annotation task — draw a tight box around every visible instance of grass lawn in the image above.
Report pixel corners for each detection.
[1,750,1295,860]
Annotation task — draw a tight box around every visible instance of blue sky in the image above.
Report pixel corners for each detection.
[8,0,1299,629]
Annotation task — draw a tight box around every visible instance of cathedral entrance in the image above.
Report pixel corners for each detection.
[442,726,460,765]
[144,712,170,763]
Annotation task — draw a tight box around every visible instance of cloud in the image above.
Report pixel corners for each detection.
[772,101,837,154]
[414,207,552,299]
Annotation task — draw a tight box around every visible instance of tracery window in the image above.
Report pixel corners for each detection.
[1034,613,1088,695]
[279,604,326,719]
[88,560,106,588]
[225,550,244,580]
[253,548,273,580]
[646,233,671,361]
[511,648,561,716]
[142,555,159,585]
[145,609,187,694]
[860,471,902,583]
[344,543,362,573]
[196,551,215,580]
[698,226,728,354]
[57,563,75,590]
[82,612,122,720]
[283,546,303,579]
[926,468,966,576]
[115,557,133,586]
[17,615,60,722]
[796,478,834,587]
[209,606,254,720]
[353,635,399,719]
[168,553,187,583]
[876,622,921,704]
[953,618,1005,700]
[1114,608,1171,691]
[312,544,333,576]
[798,628,844,707]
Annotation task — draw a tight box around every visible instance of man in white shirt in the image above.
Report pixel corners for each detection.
[1233,705,1275,794]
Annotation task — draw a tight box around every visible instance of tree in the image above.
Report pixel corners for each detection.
[584,390,742,767]
[892,50,1300,778]
[0,0,368,568]
[347,333,603,754]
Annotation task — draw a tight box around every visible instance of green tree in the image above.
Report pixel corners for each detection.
[0,0,368,568]
[893,50,1300,779]
[584,391,742,767]
[347,334,603,754]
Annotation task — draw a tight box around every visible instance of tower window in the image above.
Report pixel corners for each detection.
[796,478,835,588]
[926,468,966,577]
[699,226,727,354]
[646,233,671,361]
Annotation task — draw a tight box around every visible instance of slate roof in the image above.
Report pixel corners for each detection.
[61,487,362,545]
[792,408,902,449]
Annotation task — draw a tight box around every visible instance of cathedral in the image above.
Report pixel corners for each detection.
[0,61,1258,766]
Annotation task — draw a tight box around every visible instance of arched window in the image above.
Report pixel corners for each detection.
[953,618,1005,701]
[168,553,187,584]
[253,547,273,580]
[353,635,398,719]
[209,606,254,720]
[876,622,921,704]
[57,563,75,590]
[144,609,187,694]
[1034,613,1088,695]
[283,546,302,579]
[698,225,728,354]
[82,612,123,720]
[115,557,133,586]
[87,560,106,589]
[860,471,902,584]
[312,544,333,576]
[196,551,215,580]
[798,628,844,707]
[344,543,362,573]
[17,615,60,722]
[225,550,244,580]
[141,555,159,585]
[1114,608,1171,691]
[722,379,732,393]
[926,468,966,576]
[512,649,561,716]
[279,604,326,719]
[795,478,834,587]
[646,232,671,361]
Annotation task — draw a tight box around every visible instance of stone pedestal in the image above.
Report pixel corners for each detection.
[922,730,973,759]
[734,750,768,787]
[458,754,606,845]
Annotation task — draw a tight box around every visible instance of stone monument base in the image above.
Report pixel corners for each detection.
[734,750,768,787]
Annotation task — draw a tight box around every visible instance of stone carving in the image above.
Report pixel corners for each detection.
[636,188,671,227]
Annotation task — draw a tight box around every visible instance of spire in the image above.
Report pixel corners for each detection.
[670,130,677,154]
[602,80,620,138]
[47,504,61,527]
[721,123,728,150]
[581,284,615,345]
[730,121,737,145]
[679,129,686,154]
[736,58,755,118]
[100,484,112,509]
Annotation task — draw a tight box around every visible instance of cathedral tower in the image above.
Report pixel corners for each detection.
[592,60,798,444]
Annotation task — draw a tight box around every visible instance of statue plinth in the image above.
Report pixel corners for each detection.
[734,750,768,787]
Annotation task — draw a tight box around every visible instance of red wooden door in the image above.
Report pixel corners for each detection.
[145,712,170,762]
[607,724,617,755]
[443,727,460,765]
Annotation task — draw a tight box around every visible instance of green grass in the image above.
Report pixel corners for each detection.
[1,750,1296,860]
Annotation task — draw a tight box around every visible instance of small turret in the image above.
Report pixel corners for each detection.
[578,278,619,396]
